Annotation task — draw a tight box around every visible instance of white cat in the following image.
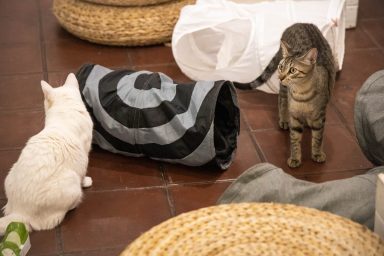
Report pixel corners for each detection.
[0,73,93,234]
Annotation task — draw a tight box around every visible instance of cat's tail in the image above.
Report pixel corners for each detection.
[233,49,282,90]
[0,213,31,235]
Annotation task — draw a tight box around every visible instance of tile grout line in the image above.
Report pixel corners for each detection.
[294,167,374,179]
[132,62,178,69]
[0,147,23,152]
[82,179,234,194]
[160,164,176,217]
[249,131,268,162]
[329,101,356,137]
[36,0,48,81]
[359,19,384,54]
[357,17,384,22]
[85,185,166,194]
[36,1,62,253]
[239,109,268,162]
[346,47,381,53]
[126,49,134,68]
[247,125,340,132]
[0,71,44,77]
[167,179,236,187]
[0,107,43,113]
[55,226,64,254]
[60,246,124,255]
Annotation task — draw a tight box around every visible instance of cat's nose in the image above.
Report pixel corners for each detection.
[278,74,286,80]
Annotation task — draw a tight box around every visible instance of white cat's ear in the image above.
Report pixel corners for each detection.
[41,80,53,98]
[280,41,290,58]
[64,73,79,88]
[300,48,318,65]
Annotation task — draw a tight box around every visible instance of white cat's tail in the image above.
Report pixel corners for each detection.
[0,213,31,235]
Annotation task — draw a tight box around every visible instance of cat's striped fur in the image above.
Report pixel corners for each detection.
[235,23,336,167]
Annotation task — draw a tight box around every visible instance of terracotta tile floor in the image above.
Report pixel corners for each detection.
[0,0,383,255]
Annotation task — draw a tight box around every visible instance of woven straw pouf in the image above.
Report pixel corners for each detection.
[120,203,384,255]
[82,0,172,6]
[53,0,195,46]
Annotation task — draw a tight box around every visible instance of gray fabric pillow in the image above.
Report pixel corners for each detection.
[217,163,384,229]
[355,70,384,166]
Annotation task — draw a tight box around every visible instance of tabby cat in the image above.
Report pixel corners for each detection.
[235,23,336,168]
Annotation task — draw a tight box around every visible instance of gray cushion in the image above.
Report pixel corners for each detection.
[217,163,384,229]
[355,70,384,165]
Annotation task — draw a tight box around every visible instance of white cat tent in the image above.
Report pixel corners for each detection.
[172,0,346,93]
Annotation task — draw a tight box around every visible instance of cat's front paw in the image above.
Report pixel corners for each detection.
[82,176,93,188]
[287,157,301,168]
[312,152,326,163]
[279,120,289,130]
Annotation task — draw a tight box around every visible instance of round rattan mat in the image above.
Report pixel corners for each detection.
[120,203,384,255]
[53,0,195,46]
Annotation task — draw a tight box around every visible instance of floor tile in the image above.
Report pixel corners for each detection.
[49,63,191,85]
[129,45,175,66]
[361,18,384,49]
[239,112,248,131]
[359,0,384,19]
[242,105,278,131]
[45,40,130,72]
[348,124,357,139]
[38,0,54,11]
[252,124,373,176]
[240,95,342,131]
[237,90,277,107]
[169,182,231,215]
[41,11,75,43]
[345,26,377,51]
[0,74,44,110]
[0,149,22,199]
[28,229,58,256]
[237,90,278,130]
[64,247,124,256]
[164,163,224,185]
[134,63,192,84]
[337,49,384,87]
[0,0,38,18]
[0,15,39,44]
[87,146,163,191]
[0,110,44,149]
[165,131,262,184]
[295,169,370,183]
[60,189,171,252]
[0,43,43,75]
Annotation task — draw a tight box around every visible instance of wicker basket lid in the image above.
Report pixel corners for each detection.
[53,0,195,46]
[121,203,384,255]
[82,0,173,7]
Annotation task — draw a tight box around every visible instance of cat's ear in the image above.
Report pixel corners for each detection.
[299,48,318,65]
[64,73,79,88]
[41,80,53,99]
[280,41,290,58]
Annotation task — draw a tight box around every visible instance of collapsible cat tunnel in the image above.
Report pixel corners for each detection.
[76,64,240,169]
[172,0,346,93]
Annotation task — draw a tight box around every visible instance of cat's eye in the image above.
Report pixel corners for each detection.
[289,67,297,73]
[278,64,283,70]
